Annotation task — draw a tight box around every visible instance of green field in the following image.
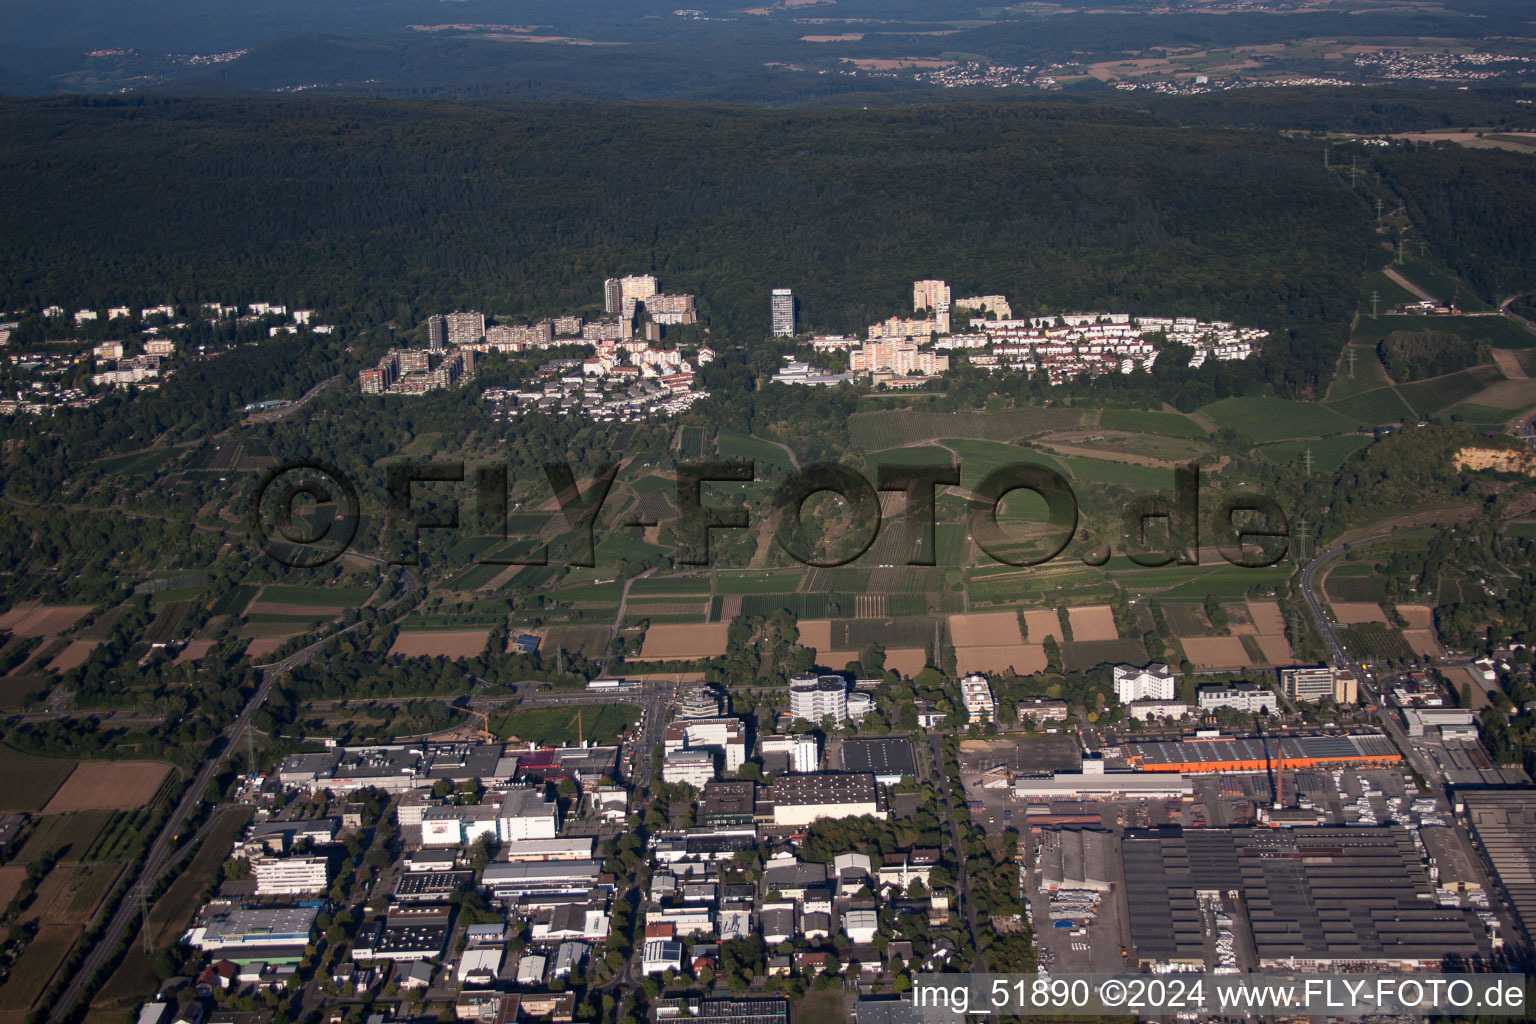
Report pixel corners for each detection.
[495,703,640,745]
[1350,314,1536,350]
[717,430,793,473]
[1324,386,1416,426]
[713,570,807,594]
[0,746,77,812]
[1359,269,1422,314]
[849,407,1084,449]
[629,576,712,596]
[1393,257,1492,312]
[1098,408,1208,438]
[1260,435,1374,472]
[1396,366,1506,417]
[1199,396,1359,441]
[1057,456,1179,492]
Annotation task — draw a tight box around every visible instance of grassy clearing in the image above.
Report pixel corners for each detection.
[1199,396,1358,441]
[1098,407,1208,438]
[258,584,375,606]
[1260,435,1374,472]
[0,746,75,812]
[1351,314,1536,350]
[1326,386,1416,425]
[1396,365,1506,417]
[717,430,792,472]
[495,703,640,745]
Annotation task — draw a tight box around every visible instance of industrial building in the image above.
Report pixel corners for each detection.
[760,734,818,774]
[1122,827,1491,970]
[699,781,758,826]
[839,737,918,784]
[664,717,747,774]
[1457,788,1536,947]
[1402,706,1477,737]
[480,860,604,899]
[767,773,885,827]
[1122,732,1400,774]
[1013,771,1193,801]
[184,904,319,964]
[1038,828,1115,891]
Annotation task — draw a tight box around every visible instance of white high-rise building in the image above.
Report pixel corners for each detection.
[771,288,795,337]
[1114,663,1175,703]
[789,674,846,724]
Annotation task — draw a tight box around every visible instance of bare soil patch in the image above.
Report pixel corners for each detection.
[46,641,96,673]
[1397,604,1435,629]
[955,644,1047,677]
[639,622,730,660]
[1403,629,1441,657]
[798,619,833,650]
[1253,634,1297,666]
[388,629,491,659]
[1179,636,1252,670]
[1021,609,1060,642]
[0,605,93,638]
[947,612,1023,647]
[1066,605,1118,642]
[1247,600,1286,634]
[1331,601,1388,624]
[44,761,170,812]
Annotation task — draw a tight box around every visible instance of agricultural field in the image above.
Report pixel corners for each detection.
[387,630,491,659]
[848,407,1084,449]
[1097,408,1207,438]
[1325,564,1389,603]
[1065,605,1118,642]
[1161,602,1212,635]
[638,623,730,660]
[1020,609,1061,642]
[1330,601,1389,625]
[1061,639,1147,673]
[955,644,1046,677]
[43,762,172,813]
[0,605,94,638]
[0,925,78,1013]
[0,747,76,813]
[1392,257,1492,312]
[1396,365,1506,417]
[1199,396,1359,441]
[16,811,113,863]
[495,704,640,745]
[717,430,793,473]
[1179,636,1251,670]
[947,612,1023,647]
[254,584,375,608]
[1350,315,1536,351]
[1338,623,1416,663]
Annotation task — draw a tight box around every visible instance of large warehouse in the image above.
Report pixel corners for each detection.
[1122,826,1492,970]
[1123,733,1401,774]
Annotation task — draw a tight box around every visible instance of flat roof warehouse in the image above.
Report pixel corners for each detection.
[1123,734,1401,773]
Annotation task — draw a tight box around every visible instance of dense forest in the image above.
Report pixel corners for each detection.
[1378,330,1492,383]
[1375,145,1536,305]
[0,97,1374,395]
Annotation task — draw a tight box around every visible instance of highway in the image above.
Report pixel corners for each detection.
[49,567,416,1023]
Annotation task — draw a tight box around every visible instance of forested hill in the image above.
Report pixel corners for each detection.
[0,96,1375,392]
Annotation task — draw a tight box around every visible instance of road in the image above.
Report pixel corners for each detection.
[1297,536,1453,790]
[927,732,987,972]
[49,568,416,1023]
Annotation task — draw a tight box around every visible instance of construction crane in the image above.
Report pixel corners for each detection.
[459,707,496,743]
[567,707,586,745]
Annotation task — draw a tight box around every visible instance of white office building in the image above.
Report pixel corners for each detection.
[771,288,795,337]
[498,789,559,842]
[662,749,718,788]
[789,674,847,724]
[252,856,330,896]
[663,717,746,773]
[1114,663,1176,703]
[960,674,996,723]
[761,734,819,774]
[1197,682,1279,714]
